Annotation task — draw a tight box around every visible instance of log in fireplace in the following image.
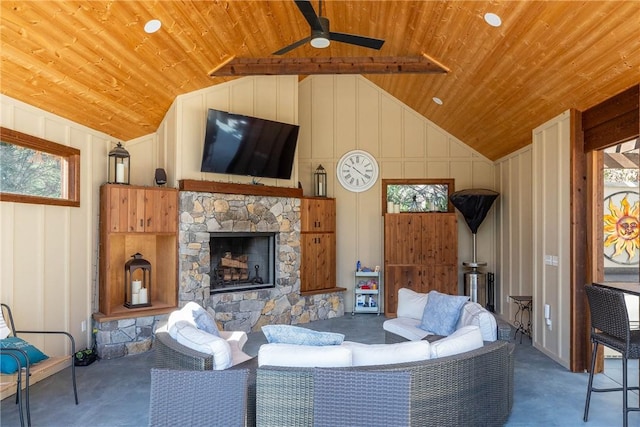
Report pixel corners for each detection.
[209,232,276,293]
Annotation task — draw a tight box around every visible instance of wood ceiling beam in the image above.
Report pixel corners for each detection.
[209,54,449,77]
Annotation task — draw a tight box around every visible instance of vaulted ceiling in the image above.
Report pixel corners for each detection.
[1,1,638,160]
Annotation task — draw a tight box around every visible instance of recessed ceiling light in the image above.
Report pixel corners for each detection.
[432,97,443,105]
[144,19,162,34]
[484,13,502,27]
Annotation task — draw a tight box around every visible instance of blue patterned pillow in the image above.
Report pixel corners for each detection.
[1,337,49,374]
[419,291,469,336]
[262,325,345,346]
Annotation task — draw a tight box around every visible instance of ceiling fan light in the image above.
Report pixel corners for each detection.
[484,13,502,27]
[311,37,330,49]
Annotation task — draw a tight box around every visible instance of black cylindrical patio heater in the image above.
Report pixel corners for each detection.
[450,189,499,311]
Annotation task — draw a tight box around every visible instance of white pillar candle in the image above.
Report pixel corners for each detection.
[132,280,142,294]
[139,288,148,304]
[131,293,140,305]
[116,163,125,183]
[387,201,394,213]
[394,203,401,213]
[318,182,323,196]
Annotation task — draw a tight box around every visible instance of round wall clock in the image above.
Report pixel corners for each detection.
[336,150,379,192]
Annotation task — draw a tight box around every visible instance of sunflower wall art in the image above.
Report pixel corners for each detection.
[603,191,640,265]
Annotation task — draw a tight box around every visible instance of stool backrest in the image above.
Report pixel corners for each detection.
[585,285,630,345]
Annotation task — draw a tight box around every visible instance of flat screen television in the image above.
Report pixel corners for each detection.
[200,108,300,180]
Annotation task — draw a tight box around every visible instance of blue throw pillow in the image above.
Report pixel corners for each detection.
[262,325,345,346]
[0,337,49,374]
[419,291,469,336]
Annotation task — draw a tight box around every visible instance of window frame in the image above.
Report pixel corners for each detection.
[0,126,80,207]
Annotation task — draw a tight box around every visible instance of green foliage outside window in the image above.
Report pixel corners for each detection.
[0,141,64,198]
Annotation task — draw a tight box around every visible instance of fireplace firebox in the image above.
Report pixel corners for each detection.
[209,232,276,293]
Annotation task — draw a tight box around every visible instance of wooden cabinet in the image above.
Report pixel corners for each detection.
[98,184,178,318]
[384,213,458,316]
[300,198,337,293]
[103,186,177,233]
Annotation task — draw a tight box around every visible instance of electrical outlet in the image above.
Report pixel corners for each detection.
[81,320,87,332]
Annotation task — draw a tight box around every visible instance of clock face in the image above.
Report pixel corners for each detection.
[336,150,379,192]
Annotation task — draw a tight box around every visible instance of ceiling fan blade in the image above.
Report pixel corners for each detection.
[294,0,323,32]
[273,36,312,55]
[330,32,385,50]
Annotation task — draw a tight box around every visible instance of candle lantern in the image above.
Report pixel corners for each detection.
[108,142,130,185]
[124,253,151,308]
[314,164,327,197]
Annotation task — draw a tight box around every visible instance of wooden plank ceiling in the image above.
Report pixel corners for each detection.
[1,1,638,161]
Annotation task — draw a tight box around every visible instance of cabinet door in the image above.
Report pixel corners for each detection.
[145,188,178,233]
[420,265,458,295]
[102,186,145,232]
[384,214,422,264]
[301,198,335,232]
[423,213,457,265]
[301,233,335,292]
[384,265,421,315]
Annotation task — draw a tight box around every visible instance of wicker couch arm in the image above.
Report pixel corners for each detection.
[153,326,215,371]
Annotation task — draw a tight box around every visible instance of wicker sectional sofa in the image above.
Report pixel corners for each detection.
[255,339,515,427]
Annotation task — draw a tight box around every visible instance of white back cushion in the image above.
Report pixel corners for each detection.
[456,301,497,341]
[430,325,484,358]
[342,340,430,366]
[397,288,429,320]
[169,321,232,370]
[258,343,352,367]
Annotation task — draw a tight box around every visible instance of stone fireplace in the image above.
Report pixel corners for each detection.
[179,188,344,333]
[209,231,276,293]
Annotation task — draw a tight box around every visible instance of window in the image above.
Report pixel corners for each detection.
[382,179,454,213]
[0,127,80,207]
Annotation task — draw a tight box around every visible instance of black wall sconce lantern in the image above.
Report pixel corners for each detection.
[314,164,327,197]
[108,142,130,185]
[124,253,151,308]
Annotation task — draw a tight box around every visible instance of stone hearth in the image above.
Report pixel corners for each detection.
[179,191,344,333]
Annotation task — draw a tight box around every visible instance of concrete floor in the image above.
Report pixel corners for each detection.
[1,314,638,426]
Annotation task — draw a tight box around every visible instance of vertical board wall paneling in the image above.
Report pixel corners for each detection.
[1,95,112,353]
[168,76,299,188]
[495,146,534,326]
[532,111,571,368]
[299,75,496,311]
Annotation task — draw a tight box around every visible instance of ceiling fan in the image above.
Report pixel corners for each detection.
[273,0,385,55]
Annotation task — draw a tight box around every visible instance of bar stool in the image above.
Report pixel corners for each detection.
[584,285,640,427]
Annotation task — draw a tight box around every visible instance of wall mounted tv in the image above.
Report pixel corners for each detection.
[200,108,300,180]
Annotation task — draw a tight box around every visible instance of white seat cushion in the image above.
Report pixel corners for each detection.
[383,317,430,341]
[341,340,430,366]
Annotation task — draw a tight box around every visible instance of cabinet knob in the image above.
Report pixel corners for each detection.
[139,219,143,228]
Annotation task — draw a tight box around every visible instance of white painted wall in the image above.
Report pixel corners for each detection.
[496,111,571,368]
[0,95,109,354]
[297,75,497,311]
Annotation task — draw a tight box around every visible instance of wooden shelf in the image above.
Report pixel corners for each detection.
[179,179,303,198]
[93,302,176,322]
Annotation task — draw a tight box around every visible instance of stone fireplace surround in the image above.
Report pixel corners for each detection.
[179,189,344,333]
[94,183,345,359]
